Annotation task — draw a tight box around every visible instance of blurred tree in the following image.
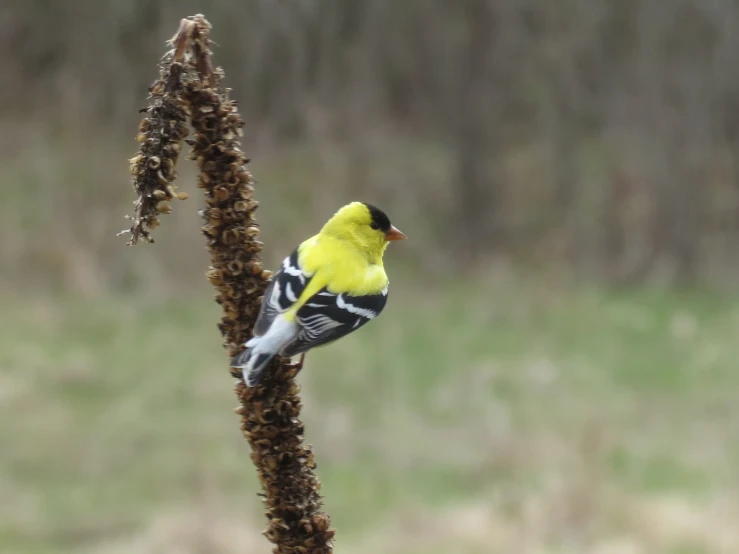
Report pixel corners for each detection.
[4,0,739,287]
[450,0,501,262]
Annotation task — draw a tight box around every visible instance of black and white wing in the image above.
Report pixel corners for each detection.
[281,286,388,356]
[253,248,312,336]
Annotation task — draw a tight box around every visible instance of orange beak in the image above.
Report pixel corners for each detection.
[384,225,407,241]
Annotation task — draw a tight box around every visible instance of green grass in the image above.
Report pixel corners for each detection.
[1,280,738,553]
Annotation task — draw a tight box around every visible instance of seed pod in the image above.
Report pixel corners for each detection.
[156,170,169,186]
[174,121,189,139]
[248,261,263,275]
[201,117,217,132]
[147,156,161,170]
[224,305,240,321]
[244,280,260,295]
[227,260,244,276]
[226,286,243,301]
[221,228,240,245]
[214,186,230,202]
[161,157,175,177]
[206,268,224,286]
[203,224,219,237]
[166,142,182,155]
[226,174,240,188]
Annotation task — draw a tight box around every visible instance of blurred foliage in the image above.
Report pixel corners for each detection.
[2,0,739,291]
[2,279,739,553]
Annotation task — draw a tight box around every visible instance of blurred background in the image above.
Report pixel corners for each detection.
[2,1,739,553]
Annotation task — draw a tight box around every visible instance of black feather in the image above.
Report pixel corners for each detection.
[362,203,392,232]
[281,287,388,356]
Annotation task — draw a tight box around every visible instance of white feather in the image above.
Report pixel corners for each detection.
[285,282,297,302]
[336,294,377,319]
[238,314,299,383]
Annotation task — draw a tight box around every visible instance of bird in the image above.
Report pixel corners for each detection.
[230,201,406,387]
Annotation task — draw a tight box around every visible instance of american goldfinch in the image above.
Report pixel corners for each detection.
[231,201,406,386]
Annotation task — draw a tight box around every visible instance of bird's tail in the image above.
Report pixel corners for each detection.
[230,336,276,387]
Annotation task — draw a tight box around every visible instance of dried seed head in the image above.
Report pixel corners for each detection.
[128,14,338,551]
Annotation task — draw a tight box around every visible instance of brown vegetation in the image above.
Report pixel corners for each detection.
[125,15,334,553]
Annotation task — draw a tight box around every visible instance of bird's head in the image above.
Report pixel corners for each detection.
[320,202,406,259]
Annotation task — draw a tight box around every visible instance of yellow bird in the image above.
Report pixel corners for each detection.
[231,201,407,386]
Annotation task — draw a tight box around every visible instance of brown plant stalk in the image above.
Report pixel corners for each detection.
[123,14,335,554]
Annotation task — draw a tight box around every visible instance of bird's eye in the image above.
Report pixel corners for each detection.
[370,222,379,230]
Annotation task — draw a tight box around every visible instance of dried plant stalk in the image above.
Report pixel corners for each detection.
[124,15,335,554]
[123,26,192,245]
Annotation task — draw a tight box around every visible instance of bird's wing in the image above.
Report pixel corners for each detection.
[253,248,312,336]
[280,286,388,356]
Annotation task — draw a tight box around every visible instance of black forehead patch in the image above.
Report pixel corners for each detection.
[363,203,391,232]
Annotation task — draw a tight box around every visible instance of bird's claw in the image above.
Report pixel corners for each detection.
[289,353,306,374]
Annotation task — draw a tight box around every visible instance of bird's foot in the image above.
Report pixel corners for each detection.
[291,353,306,374]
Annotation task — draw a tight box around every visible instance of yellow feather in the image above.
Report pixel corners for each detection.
[284,203,391,319]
